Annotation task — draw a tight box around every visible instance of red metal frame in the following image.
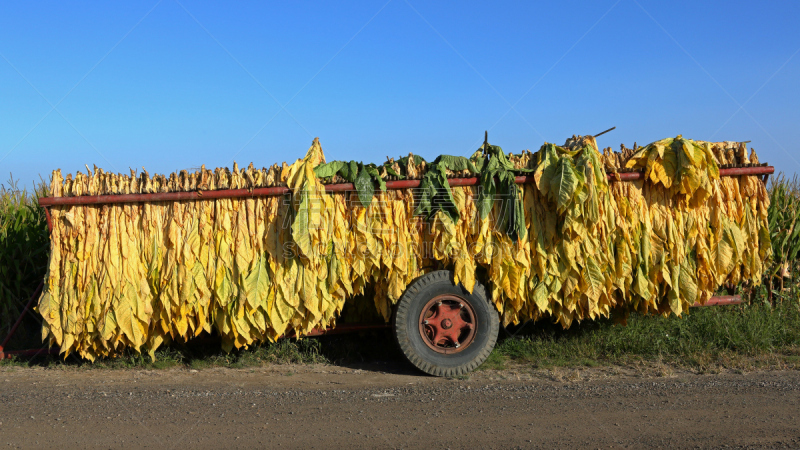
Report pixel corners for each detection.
[691,295,742,307]
[611,165,774,182]
[43,206,52,231]
[1,348,59,359]
[37,165,775,209]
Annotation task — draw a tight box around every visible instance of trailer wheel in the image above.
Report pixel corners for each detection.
[393,270,499,377]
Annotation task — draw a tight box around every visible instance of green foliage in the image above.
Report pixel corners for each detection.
[534,143,607,218]
[768,173,800,282]
[316,145,536,242]
[414,154,477,222]
[486,293,800,370]
[313,160,386,207]
[313,141,615,244]
[312,160,346,178]
[472,144,531,240]
[0,177,49,342]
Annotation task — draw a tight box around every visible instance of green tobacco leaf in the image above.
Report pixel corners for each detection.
[313,161,345,178]
[314,160,387,207]
[469,150,485,171]
[472,143,530,240]
[411,156,470,222]
[339,161,358,182]
[396,154,426,167]
[476,169,496,220]
[354,164,374,207]
[534,143,560,199]
[549,158,579,213]
[382,164,404,179]
[364,165,386,191]
[433,155,478,174]
[511,180,526,240]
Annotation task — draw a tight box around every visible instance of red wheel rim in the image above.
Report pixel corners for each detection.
[418,294,477,354]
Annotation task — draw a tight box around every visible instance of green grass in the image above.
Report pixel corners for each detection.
[3,298,798,373]
[485,296,800,372]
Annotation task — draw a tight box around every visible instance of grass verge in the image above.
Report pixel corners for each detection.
[484,298,800,373]
[3,299,798,374]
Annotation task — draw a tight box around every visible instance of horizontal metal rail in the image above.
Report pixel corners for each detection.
[37,165,774,207]
[0,347,59,360]
[691,295,741,308]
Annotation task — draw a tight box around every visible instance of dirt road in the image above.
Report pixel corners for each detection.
[1,363,798,448]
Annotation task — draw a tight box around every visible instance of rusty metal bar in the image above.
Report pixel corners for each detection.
[37,166,774,207]
[612,171,646,182]
[608,166,775,182]
[0,347,59,360]
[322,182,356,192]
[38,185,292,207]
[691,295,742,308]
[43,206,52,231]
[718,166,774,177]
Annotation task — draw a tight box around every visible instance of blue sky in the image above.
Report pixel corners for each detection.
[1,1,798,189]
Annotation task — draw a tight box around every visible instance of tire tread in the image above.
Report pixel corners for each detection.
[392,270,499,377]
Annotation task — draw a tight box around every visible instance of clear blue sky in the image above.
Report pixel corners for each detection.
[2,1,798,189]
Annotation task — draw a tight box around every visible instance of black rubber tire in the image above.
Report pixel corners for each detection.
[392,270,499,377]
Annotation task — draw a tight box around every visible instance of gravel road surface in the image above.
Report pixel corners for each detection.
[1,364,798,448]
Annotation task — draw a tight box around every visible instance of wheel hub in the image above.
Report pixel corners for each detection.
[419,294,477,354]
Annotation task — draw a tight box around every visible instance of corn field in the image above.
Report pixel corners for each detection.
[0,178,49,341]
[767,174,800,293]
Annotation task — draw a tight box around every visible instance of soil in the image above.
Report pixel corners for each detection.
[1,362,798,448]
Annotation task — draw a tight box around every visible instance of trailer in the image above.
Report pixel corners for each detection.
[2,135,775,376]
